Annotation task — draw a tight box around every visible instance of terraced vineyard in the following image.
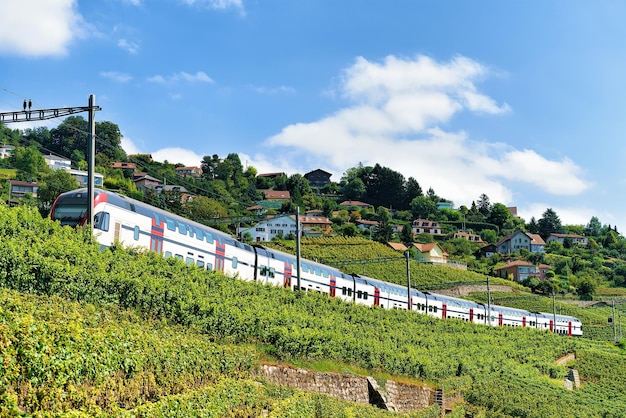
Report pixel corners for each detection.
[1,206,626,416]
[263,237,519,290]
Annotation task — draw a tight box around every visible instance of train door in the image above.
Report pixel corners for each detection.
[374,287,380,306]
[284,262,292,289]
[215,241,226,272]
[469,308,474,322]
[498,313,503,326]
[442,303,447,319]
[330,275,336,297]
[150,217,164,253]
[549,320,554,332]
[568,321,572,337]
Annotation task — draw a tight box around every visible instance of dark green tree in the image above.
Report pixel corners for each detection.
[410,195,437,219]
[400,223,414,244]
[342,177,366,200]
[373,206,394,243]
[537,208,563,239]
[9,145,47,180]
[476,193,491,216]
[37,169,79,216]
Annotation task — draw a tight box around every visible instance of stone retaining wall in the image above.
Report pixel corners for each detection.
[255,364,444,413]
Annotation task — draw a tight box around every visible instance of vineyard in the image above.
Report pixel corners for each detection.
[263,237,521,290]
[1,205,626,416]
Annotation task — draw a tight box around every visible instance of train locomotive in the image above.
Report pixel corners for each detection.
[50,188,583,337]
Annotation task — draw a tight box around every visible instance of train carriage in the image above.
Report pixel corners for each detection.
[50,188,584,338]
[358,276,410,310]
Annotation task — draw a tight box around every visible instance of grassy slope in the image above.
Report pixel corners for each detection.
[1,206,626,417]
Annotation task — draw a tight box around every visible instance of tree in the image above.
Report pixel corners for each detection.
[400,223,414,244]
[9,145,47,180]
[585,216,602,237]
[405,177,423,204]
[476,193,491,216]
[201,154,220,179]
[537,208,563,239]
[410,195,437,219]
[577,277,596,300]
[37,169,79,216]
[342,178,366,200]
[186,196,228,221]
[527,217,539,234]
[487,203,512,231]
[373,206,393,243]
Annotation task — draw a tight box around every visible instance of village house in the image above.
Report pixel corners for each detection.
[412,242,448,264]
[339,200,372,210]
[495,230,533,254]
[546,233,589,246]
[7,180,38,204]
[453,231,483,243]
[175,166,202,178]
[303,169,332,187]
[412,219,442,235]
[238,212,332,242]
[494,260,551,282]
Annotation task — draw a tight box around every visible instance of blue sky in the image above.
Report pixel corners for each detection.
[2,0,626,230]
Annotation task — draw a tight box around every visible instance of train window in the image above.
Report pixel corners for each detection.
[269,268,275,278]
[134,226,140,241]
[260,266,268,276]
[205,233,214,244]
[207,263,213,270]
[165,251,172,258]
[342,287,347,296]
[347,288,353,296]
[178,223,187,235]
[315,267,321,276]
[357,290,363,299]
[175,254,183,260]
[364,292,368,300]
[166,219,176,231]
[433,307,438,313]
[197,260,205,268]
[232,257,238,269]
[195,228,204,240]
[428,306,433,312]
[153,214,161,227]
[186,257,194,265]
[94,212,110,232]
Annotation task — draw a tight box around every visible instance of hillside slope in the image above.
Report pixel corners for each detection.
[0,205,625,417]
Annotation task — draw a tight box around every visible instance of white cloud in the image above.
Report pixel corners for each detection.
[118,39,140,54]
[0,0,87,56]
[181,0,245,15]
[152,147,204,167]
[100,71,133,83]
[517,203,596,228]
[250,85,296,95]
[265,54,589,209]
[147,71,214,85]
[121,135,141,155]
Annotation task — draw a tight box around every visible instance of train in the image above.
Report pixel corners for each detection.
[49,188,583,337]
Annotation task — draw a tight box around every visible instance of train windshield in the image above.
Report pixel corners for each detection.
[51,195,88,227]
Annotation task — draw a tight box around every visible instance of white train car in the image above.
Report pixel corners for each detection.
[50,188,584,338]
[358,275,410,310]
[51,188,258,280]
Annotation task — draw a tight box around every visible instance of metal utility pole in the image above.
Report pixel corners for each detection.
[552,292,557,333]
[487,276,492,326]
[87,95,96,229]
[405,251,411,310]
[613,300,618,344]
[295,207,301,291]
[0,95,102,230]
